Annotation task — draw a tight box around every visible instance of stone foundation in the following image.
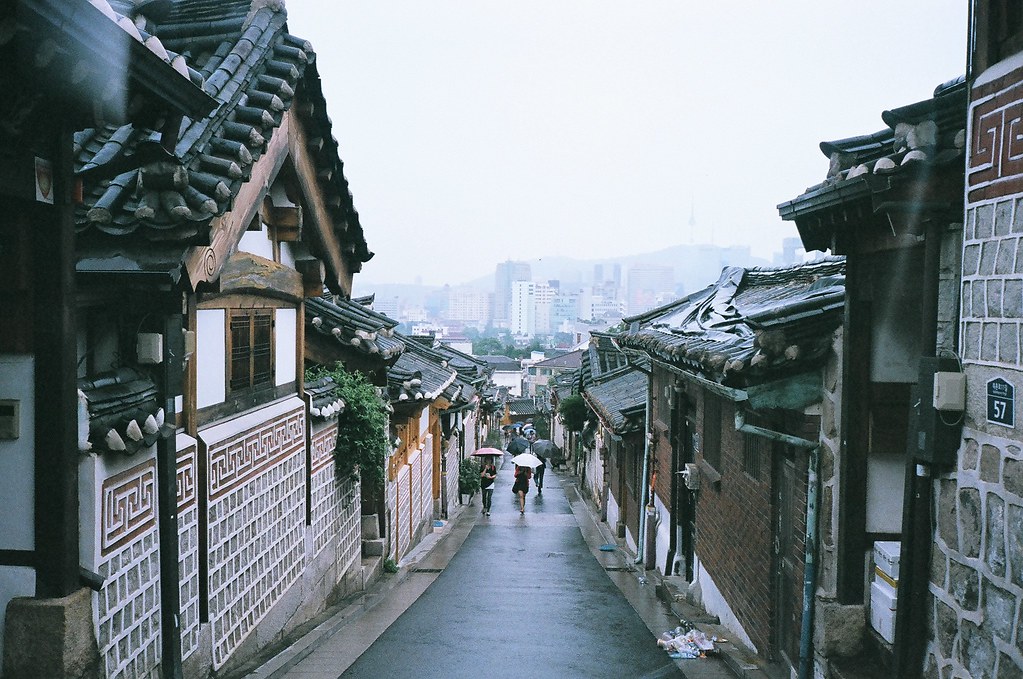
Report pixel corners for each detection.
[3,588,100,679]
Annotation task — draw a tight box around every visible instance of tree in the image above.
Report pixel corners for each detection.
[558,394,588,432]
[473,337,504,356]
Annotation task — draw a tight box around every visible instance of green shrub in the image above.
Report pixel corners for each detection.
[307,364,390,499]
[458,457,481,495]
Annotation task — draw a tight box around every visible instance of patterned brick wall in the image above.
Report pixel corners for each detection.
[410,449,423,541]
[95,457,162,679]
[204,405,306,669]
[961,200,1023,366]
[421,436,434,523]
[444,439,459,517]
[395,464,411,560]
[310,422,361,569]
[177,438,200,661]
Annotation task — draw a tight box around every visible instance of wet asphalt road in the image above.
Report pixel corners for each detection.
[338,459,682,679]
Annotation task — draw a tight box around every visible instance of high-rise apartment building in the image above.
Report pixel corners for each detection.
[446,288,490,323]
[493,260,531,324]
[509,280,535,336]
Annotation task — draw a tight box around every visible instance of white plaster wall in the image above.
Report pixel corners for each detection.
[695,554,758,652]
[652,493,672,576]
[274,308,297,386]
[419,408,430,437]
[0,355,34,551]
[280,242,297,270]
[238,224,274,260]
[866,451,905,533]
[0,566,35,665]
[606,490,620,534]
[196,309,226,408]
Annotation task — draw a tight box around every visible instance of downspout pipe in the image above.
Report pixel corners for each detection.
[735,409,820,679]
[635,390,652,565]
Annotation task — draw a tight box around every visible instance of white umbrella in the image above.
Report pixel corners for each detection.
[511,452,543,468]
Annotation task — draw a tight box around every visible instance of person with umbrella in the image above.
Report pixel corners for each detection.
[529,439,556,495]
[480,459,497,516]
[470,448,503,517]
[510,452,542,515]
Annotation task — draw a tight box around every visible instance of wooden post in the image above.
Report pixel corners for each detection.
[32,125,80,598]
[157,307,185,679]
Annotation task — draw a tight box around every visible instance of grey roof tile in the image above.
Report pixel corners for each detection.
[617,258,846,387]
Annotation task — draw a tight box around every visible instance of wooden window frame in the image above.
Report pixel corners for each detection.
[227,308,275,395]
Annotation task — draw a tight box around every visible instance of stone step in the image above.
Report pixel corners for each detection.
[362,538,385,557]
[361,514,380,540]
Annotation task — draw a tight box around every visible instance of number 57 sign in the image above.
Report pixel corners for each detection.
[987,377,1014,428]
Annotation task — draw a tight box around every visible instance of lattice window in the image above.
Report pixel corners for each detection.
[229,310,274,392]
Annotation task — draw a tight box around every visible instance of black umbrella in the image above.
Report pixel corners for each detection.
[507,435,530,454]
[530,439,556,457]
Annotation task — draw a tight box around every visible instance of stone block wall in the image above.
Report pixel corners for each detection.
[927,429,1023,677]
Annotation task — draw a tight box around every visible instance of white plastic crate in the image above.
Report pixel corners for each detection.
[873,540,901,580]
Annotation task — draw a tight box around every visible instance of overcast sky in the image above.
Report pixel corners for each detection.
[284,2,967,287]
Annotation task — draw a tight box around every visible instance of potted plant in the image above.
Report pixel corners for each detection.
[458,457,481,504]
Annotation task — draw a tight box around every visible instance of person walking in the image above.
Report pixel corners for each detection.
[480,461,497,516]
[533,453,546,495]
[512,463,531,514]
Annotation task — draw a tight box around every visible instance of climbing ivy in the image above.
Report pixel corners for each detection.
[307,364,390,496]
[558,394,588,432]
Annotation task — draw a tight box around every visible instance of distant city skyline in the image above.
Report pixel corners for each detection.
[363,239,809,344]
[286,2,966,286]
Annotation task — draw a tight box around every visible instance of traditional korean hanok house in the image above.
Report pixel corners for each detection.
[524,348,584,398]
[578,332,647,550]
[61,2,374,676]
[383,335,457,562]
[414,337,496,514]
[0,1,216,677]
[616,259,846,676]
[779,80,968,678]
[304,291,404,546]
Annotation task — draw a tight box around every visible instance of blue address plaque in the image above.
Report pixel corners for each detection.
[987,377,1015,428]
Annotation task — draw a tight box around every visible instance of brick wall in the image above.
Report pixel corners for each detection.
[689,386,811,659]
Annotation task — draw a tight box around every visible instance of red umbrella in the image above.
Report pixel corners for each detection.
[471,447,505,457]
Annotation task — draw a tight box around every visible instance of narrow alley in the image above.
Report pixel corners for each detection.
[245,458,726,679]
